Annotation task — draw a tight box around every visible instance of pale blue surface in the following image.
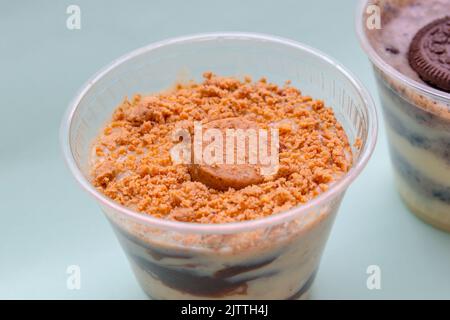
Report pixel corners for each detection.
[0,0,449,299]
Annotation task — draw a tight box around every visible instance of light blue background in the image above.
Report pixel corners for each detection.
[1,0,449,299]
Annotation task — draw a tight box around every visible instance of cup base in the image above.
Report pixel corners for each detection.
[401,196,450,233]
[132,261,316,300]
[395,173,450,233]
[140,286,313,300]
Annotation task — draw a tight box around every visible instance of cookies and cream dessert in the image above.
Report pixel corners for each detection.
[364,0,450,231]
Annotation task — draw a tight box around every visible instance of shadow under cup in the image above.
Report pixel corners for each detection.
[62,33,377,299]
[356,1,450,232]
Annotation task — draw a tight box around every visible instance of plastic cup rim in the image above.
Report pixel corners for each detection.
[60,32,378,234]
[354,0,450,103]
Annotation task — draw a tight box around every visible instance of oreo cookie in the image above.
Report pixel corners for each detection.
[408,16,450,93]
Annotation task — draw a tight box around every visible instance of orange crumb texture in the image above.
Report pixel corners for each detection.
[91,72,352,224]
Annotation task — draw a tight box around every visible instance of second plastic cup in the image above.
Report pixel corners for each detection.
[61,33,377,299]
[356,0,450,232]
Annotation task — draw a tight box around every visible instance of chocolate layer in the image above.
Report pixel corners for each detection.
[131,253,278,298]
[286,269,317,300]
[110,222,195,261]
[111,223,282,298]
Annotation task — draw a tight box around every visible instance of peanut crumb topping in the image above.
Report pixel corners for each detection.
[91,72,352,223]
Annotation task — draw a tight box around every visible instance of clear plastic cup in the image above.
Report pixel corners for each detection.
[356,1,450,232]
[61,33,377,299]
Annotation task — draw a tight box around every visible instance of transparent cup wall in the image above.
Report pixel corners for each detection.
[102,197,343,299]
[374,67,450,231]
[67,35,374,299]
[357,0,450,231]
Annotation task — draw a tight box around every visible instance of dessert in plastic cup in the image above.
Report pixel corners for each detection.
[61,33,377,299]
[356,0,450,232]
